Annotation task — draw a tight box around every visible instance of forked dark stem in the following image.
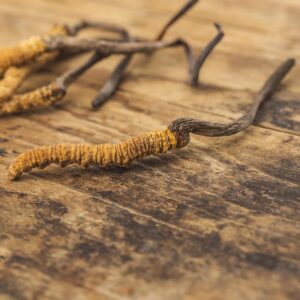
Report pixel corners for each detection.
[169,59,295,142]
[91,0,200,109]
[56,52,107,89]
[63,19,132,108]
[156,0,199,41]
[190,23,224,86]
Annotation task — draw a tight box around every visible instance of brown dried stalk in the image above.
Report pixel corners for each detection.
[0,31,183,70]
[189,23,224,86]
[156,0,199,41]
[8,59,295,180]
[169,59,295,138]
[91,0,200,108]
[91,0,224,108]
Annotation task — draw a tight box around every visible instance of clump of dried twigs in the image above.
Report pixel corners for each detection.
[0,0,224,115]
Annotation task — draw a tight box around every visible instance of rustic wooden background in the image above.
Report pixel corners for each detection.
[0,0,299,299]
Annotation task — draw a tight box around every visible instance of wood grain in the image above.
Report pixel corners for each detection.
[0,1,299,300]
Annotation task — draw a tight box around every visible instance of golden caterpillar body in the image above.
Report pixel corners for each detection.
[0,82,65,115]
[0,24,69,102]
[0,66,32,101]
[0,24,68,70]
[0,53,59,102]
[0,37,47,70]
[8,129,178,180]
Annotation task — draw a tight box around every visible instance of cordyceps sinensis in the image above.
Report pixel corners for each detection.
[0,51,106,116]
[0,19,135,108]
[0,24,70,102]
[0,20,125,70]
[0,23,70,71]
[0,0,224,116]
[8,59,295,180]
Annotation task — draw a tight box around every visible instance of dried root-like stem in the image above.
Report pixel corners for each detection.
[8,59,295,180]
[189,23,224,86]
[91,54,132,108]
[169,59,295,138]
[156,0,199,41]
[66,20,130,39]
[91,0,200,108]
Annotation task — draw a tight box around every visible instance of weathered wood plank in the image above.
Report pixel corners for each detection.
[1,0,299,61]
[1,78,299,298]
[0,1,299,300]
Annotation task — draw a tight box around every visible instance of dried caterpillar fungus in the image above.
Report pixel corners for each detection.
[0,66,33,101]
[0,50,106,116]
[0,53,58,102]
[0,82,65,116]
[8,129,178,180]
[0,24,69,70]
[0,37,47,70]
[7,58,294,180]
[0,24,69,102]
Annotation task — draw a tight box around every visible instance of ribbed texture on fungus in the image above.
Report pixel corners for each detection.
[0,82,65,115]
[8,129,178,179]
[0,37,47,70]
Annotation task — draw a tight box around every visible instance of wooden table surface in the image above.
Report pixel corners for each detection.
[0,0,299,299]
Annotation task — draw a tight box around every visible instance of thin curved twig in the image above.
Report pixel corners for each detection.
[91,54,132,108]
[169,59,295,140]
[189,23,224,86]
[156,0,199,41]
[91,0,199,109]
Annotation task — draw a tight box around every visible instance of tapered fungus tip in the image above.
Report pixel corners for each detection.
[91,95,107,109]
[214,23,223,32]
[7,171,17,181]
[91,99,101,109]
[286,58,296,67]
[7,165,20,181]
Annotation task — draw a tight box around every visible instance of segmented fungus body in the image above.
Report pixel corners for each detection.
[0,53,58,102]
[8,58,295,180]
[8,129,178,180]
[0,24,69,70]
[0,50,105,116]
[0,37,47,70]
[0,24,69,102]
[0,82,65,115]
